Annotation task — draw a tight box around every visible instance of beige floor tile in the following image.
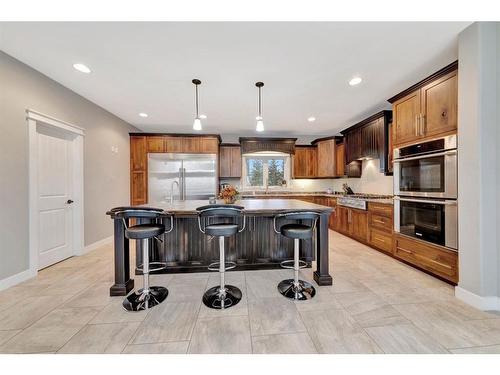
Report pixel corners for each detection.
[90,299,150,324]
[365,324,448,353]
[245,270,286,300]
[122,341,189,354]
[394,303,500,349]
[299,308,382,353]
[163,274,209,302]
[188,316,252,354]
[59,322,140,353]
[0,307,100,353]
[0,330,21,346]
[450,345,500,354]
[293,288,343,312]
[252,332,317,354]
[131,301,200,344]
[327,276,370,294]
[248,297,306,336]
[63,282,116,308]
[0,295,72,330]
[335,291,410,328]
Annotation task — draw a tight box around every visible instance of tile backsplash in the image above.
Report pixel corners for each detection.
[221,159,394,195]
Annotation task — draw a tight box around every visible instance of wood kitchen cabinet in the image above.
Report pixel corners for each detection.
[130,136,147,205]
[342,110,392,175]
[394,234,458,283]
[389,61,458,147]
[293,146,317,178]
[219,145,242,178]
[335,143,345,177]
[334,206,368,241]
[312,137,342,178]
[368,202,393,254]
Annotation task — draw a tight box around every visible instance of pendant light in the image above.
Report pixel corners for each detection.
[192,79,202,131]
[255,82,264,132]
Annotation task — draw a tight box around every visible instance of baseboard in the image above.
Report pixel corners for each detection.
[0,268,37,292]
[82,235,113,255]
[455,286,500,311]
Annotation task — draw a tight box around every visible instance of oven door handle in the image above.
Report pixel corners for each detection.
[393,149,457,163]
[394,197,457,205]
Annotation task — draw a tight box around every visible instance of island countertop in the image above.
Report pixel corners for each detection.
[137,198,334,215]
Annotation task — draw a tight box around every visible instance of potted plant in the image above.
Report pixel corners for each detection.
[219,185,240,204]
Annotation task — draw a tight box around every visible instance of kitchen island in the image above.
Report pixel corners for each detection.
[107,199,333,296]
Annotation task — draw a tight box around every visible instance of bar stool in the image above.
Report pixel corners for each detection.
[113,208,173,311]
[273,212,319,301]
[197,204,246,309]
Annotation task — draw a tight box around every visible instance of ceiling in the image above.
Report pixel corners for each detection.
[0,22,470,137]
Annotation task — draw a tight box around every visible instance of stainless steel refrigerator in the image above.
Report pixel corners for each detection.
[148,153,217,204]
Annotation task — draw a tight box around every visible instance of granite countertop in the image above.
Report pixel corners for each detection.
[138,198,333,215]
[240,191,394,205]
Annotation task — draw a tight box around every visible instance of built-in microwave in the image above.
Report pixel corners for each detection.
[394,197,458,250]
[393,135,457,199]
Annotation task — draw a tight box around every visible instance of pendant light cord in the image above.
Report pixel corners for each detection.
[258,86,262,117]
[195,84,199,118]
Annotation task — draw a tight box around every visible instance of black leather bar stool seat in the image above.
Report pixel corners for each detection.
[204,224,239,237]
[197,204,246,309]
[125,224,166,240]
[280,224,314,240]
[273,212,319,301]
[113,208,173,312]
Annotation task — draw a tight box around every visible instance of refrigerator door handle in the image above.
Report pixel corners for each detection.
[182,168,187,200]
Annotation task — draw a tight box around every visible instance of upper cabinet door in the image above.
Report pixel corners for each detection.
[421,71,458,138]
[393,90,421,146]
[200,138,219,153]
[335,143,345,177]
[130,136,147,171]
[164,136,183,152]
[230,147,242,177]
[146,136,165,153]
[317,140,336,177]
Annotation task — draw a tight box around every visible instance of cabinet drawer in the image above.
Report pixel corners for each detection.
[394,235,458,283]
[369,228,393,254]
[370,213,392,232]
[368,202,393,218]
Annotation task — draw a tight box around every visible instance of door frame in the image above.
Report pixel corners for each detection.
[27,109,85,274]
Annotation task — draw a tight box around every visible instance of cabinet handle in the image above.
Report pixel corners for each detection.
[420,114,425,136]
[397,247,412,255]
[415,115,419,136]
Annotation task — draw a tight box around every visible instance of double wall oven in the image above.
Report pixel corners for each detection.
[393,135,458,250]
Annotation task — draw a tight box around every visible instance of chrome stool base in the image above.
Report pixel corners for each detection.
[277,279,316,301]
[202,285,242,309]
[123,286,168,312]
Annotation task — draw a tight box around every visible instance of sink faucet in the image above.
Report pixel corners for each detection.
[170,180,180,204]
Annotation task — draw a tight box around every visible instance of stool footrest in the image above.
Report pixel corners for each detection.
[208,261,237,272]
[136,262,167,273]
[280,259,307,270]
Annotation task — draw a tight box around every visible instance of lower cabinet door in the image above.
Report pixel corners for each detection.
[351,210,368,242]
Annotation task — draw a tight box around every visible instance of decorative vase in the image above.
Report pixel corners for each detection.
[224,196,236,204]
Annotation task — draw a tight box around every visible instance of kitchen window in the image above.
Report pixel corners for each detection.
[242,152,291,189]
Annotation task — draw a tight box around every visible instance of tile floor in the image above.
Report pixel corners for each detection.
[1,231,500,354]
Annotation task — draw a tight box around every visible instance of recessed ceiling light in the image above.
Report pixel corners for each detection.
[199,114,207,119]
[308,117,316,122]
[73,63,91,74]
[349,76,362,86]
[139,113,148,118]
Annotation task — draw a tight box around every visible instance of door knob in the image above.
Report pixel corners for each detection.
[66,199,74,204]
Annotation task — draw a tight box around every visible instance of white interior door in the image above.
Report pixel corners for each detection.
[36,123,75,269]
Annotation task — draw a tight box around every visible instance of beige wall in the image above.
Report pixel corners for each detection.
[456,22,499,308]
[0,51,137,281]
